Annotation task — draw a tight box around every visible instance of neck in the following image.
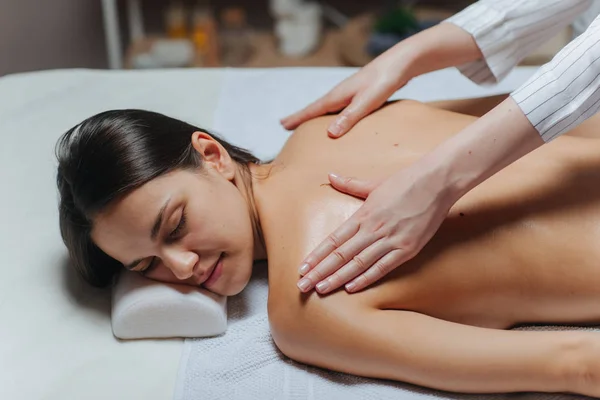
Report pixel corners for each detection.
[236,162,268,261]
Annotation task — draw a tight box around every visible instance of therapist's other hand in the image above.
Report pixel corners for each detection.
[280,51,409,138]
[297,168,454,295]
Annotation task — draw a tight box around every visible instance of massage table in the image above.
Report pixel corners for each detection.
[0,66,541,400]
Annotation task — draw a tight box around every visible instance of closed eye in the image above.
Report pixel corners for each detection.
[140,256,158,275]
[169,208,187,239]
[139,208,187,275]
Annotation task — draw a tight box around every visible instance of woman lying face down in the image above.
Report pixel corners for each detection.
[57,100,600,396]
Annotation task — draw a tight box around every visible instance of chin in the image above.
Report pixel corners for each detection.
[222,259,254,296]
[223,272,253,296]
[213,278,248,296]
[223,285,245,297]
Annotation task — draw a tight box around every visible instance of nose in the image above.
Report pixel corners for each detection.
[161,247,199,280]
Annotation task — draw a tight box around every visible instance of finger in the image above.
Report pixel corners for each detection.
[314,238,389,294]
[327,89,387,137]
[281,94,350,131]
[345,249,409,293]
[298,218,360,274]
[305,232,378,292]
[328,173,378,199]
[296,219,361,292]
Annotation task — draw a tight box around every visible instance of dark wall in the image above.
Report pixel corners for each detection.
[0,0,106,76]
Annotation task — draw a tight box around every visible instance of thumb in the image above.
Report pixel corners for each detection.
[327,90,385,138]
[328,174,377,199]
[282,92,351,131]
[328,105,370,138]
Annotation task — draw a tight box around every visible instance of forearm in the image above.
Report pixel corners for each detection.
[391,22,483,81]
[423,8,600,208]
[423,96,543,201]
[296,308,594,394]
[427,94,509,118]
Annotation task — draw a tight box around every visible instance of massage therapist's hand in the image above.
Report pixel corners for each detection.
[297,165,456,295]
[280,48,410,137]
[280,23,484,137]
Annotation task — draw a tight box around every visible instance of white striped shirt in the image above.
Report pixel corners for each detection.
[446,0,600,142]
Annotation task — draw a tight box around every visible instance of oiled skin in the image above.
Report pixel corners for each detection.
[252,99,600,395]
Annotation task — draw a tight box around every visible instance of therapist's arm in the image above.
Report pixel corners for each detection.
[426,97,542,202]
[417,10,600,263]
[434,4,600,194]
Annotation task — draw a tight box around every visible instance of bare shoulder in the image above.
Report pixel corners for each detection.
[276,100,476,168]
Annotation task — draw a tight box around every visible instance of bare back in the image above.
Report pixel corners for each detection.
[254,99,600,329]
[243,99,600,395]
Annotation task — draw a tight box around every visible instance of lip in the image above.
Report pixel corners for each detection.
[203,253,224,288]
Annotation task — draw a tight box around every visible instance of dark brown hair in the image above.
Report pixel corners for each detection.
[56,109,260,287]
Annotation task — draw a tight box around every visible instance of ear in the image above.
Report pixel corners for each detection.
[190,131,236,180]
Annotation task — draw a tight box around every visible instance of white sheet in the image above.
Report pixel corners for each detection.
[0,68,224,400]
[176,67,595,400]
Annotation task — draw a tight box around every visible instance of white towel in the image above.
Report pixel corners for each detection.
[174,67,594,400]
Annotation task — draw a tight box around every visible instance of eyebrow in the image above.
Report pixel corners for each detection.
[123,197,171,271]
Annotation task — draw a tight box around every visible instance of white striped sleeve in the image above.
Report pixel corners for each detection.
[445,0,592,85]
[511,13,600,142]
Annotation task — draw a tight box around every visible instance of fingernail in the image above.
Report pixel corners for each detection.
[329,173,339,180]
[328,124,341,137]
[328,116,347,137]
[316,281,329,292]
[345,282,356,292]
[298,263,310,275]
[297,278,311,292]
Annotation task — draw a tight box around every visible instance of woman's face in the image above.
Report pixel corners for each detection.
[91,132,256,296]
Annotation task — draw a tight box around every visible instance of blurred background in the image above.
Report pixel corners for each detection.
[0,0,583,77]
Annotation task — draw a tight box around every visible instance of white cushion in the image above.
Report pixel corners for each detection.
[111,270,227,339]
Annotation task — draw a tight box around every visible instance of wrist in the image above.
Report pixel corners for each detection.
[378,22,482,92]
[409,156,464,210]
[398,22,482,80]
